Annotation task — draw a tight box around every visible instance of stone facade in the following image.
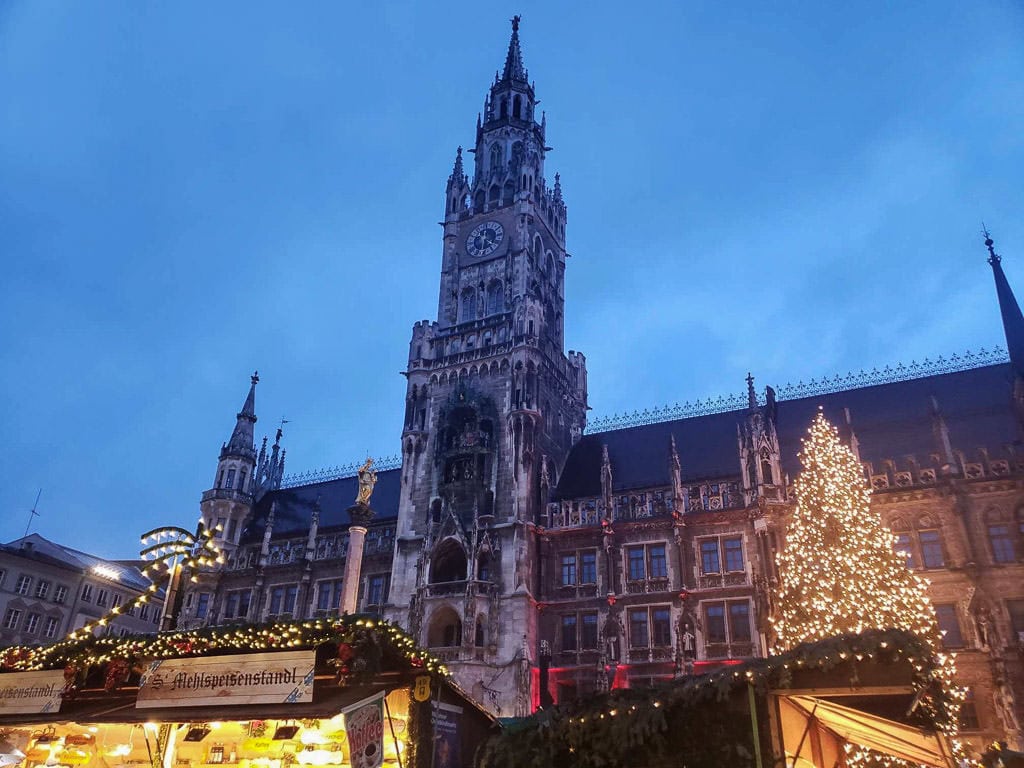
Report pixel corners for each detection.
[171,17,1024,753]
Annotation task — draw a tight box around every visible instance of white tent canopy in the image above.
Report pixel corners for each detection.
[776,694,956,768]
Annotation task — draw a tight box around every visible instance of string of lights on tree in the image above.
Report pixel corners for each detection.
[772,412,968,768]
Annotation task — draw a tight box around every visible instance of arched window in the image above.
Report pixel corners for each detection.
[225,468,236,489]
[427,606,462,648]
[499,97,508,119]
[485,280,503,315]
[474,190,484,213]
[510,141,524,173]
[513,95,522,119]
[760,447,774,484]
[461,288,477,322]
[488,184,500,203]
[489,142,502,172]
[475,616,486,647]
[431,540,468,584]
[502,181,515,206]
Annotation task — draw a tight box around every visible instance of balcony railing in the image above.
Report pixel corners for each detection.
[201,487,252,503]
[625,578,671,595]
[698,571,749,589]
[704,641,756,660]
[423,580,498,599]
[627,646,674,664]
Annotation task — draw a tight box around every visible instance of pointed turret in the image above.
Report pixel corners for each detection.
[451,146,465,180]
[201,371,263,555]
[501,15,528,83]
[985,230,1024,377]
[222,372,259,461]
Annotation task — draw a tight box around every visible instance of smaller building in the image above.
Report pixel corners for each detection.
[0,615,496,768]
[0,533,160,646]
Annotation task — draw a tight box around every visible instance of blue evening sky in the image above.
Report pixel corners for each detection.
[1,2,1022,558]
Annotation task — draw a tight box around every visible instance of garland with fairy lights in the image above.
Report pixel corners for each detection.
[772,412,969,767]
[477,629,957,768]
[0,616,447,685]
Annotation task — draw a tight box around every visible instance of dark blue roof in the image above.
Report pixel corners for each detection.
[555,363,1021,499]
[241,468,401,544]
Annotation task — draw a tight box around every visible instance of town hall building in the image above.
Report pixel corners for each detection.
[173,18,1023,754]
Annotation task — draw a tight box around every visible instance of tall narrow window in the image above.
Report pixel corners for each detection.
[15,575,31,595]
[560,555,577,586]
[651,608,672,646]
[704,604,726,644]
[196,593,211,619]
[581,613,598,649]
[367,574,389,606]
[461,288,477,322]
[919,530,945,568]
[579,551,597,584]
[700,540,720,574]
[894,532,915,569]
[561,615,577,651]
[648,545,667,579]
[628,609,649,648]
[485,281,503,315]
[934,604,963,647]
[3,609,21,630]
[729,602,751,642]
[723,537,744,572]
[44,616,59,638]
[1006,599,1024,643]
[35,580,50,599]
[988,524,1015,563]
[627,547,645,581]
[225,468,236,490]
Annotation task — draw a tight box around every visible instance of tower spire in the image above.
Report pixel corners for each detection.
[501,15,528,83]
[984,229,1024,377]
[451,146,464,180]
[223,371,258,460]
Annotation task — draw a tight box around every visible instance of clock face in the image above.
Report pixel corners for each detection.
[466,221,504,258]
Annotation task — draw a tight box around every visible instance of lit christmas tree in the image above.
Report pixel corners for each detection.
[773,411,967,767]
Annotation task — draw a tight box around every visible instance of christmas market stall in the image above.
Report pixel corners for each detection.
[0,616,495,768]
[478,628,961,768]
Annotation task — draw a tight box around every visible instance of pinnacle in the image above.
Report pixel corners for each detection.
[501,15,528,83]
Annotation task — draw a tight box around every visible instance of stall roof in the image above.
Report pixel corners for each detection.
[781,695,955,768]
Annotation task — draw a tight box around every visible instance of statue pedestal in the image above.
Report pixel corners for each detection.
[339,503,375,614]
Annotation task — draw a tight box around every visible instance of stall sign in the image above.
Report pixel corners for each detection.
[0,669,64,714]
[431,701,462,768]
[137,651,315,709]
[342,692,384,768]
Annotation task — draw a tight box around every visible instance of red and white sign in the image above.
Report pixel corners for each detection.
[343,692,384,768]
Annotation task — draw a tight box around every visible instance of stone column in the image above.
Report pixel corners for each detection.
[339,503,375,615]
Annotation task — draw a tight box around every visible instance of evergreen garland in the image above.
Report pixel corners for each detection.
[477,629,955,768]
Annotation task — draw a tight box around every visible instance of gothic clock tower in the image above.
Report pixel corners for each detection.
[387,17,588,716]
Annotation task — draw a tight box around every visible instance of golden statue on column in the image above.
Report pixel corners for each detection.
[356,457,377,506]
